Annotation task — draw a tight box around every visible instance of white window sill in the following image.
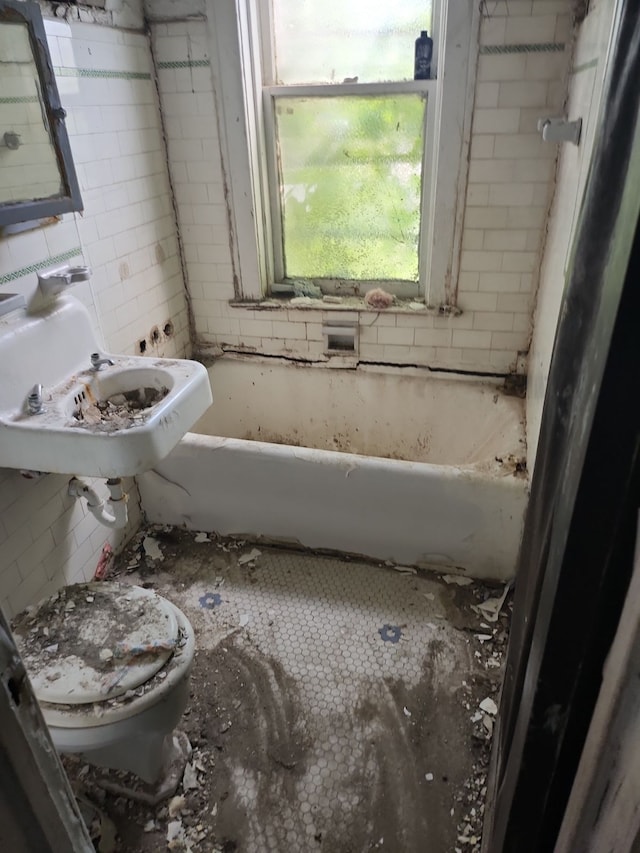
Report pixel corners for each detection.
[228,297,462,317]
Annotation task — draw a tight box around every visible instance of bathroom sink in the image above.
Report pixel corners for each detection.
[0,295,212,477]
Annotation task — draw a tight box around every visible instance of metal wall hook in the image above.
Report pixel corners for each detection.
[538,117,582,146]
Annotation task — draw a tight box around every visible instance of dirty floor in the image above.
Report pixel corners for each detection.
[63,526,510,853]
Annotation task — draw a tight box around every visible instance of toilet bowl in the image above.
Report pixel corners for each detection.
[12,581,196,785]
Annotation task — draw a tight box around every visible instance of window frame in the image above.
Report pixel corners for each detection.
[206,0,478,308]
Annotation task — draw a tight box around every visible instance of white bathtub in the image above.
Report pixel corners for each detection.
[139,358,528,581]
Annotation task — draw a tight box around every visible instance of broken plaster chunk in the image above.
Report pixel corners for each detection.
[143,820,157,832]
[403,706,412,718]
[482,715,494,736]
[442,575,473,586]
[194,531,210,543]
[479,697,498,716]
[238,548,261,565]
[477,583,511,622]
[142,536,164,561]
[99,648,113,662]
[169,795,186,817]
[239,613,250,627]
[167,819,185,845]
[425,772,434,781]
[182,761,199,791]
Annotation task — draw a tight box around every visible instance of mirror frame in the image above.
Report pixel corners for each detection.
[0,0,83,226]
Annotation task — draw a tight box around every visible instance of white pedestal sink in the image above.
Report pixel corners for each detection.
[0,295,212,477]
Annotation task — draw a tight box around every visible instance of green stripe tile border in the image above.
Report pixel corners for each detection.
[53,67,151,80]
[157,59,210,69]
[480,42,565,55]
[0,95,40,104]
[0,247,83,286]
[572,57,599,74]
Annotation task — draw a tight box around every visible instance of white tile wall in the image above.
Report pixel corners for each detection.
[153,2,573,376]
[0,18,186,615]
[526,0,618,472]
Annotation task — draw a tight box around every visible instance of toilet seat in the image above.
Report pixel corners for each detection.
[12,582,193,728]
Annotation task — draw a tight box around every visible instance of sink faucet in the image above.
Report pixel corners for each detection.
[37,265,92,299]
[90,352,115,371]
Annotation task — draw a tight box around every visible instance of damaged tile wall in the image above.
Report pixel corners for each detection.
[152,0,573,375]
[0,14,186,615]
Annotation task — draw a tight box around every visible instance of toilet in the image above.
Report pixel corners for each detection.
[12,581,195,786]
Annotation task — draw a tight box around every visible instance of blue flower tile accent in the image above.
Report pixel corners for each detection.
[378,624,402,644]
[199,592,222,609]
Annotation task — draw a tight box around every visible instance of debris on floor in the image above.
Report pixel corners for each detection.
[473,583,511,623]
[237,547,261,565]
[194,532,210,543]
[443,574,474,586]
[59,525,511,853]
[143,536,164,562]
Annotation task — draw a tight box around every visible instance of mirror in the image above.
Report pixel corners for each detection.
[0,0,82,227]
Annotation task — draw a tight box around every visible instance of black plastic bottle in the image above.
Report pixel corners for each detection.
[414,30,433,80]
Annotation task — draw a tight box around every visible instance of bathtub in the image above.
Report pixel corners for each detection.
[138,357,528,581]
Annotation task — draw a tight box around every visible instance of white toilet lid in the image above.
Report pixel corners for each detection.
[13,582,179,705]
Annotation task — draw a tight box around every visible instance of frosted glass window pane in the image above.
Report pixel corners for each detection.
[272,0,433,84]
[276,95,425,282]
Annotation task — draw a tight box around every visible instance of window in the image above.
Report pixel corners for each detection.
[208,0,475,306]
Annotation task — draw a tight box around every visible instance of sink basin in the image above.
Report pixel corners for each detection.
[0,295,212,477]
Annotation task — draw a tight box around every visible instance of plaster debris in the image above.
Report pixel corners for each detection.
[182,761,199,791]
[143,820,157,832]
[167,819,187,848]
[475,634,493,643]
[143,536,164,561]
[390,565,417,575]
[238,548,261,565]
[44,643,59,654]
[475,583,511,623]
[443,575,474,586]
[168,795,186,818]
[409,301,426,310]
[54,525,511,853]
[322,295,342,304]
[290,296,318,307]
[73,387,167,432]
[479,697,498,716]
[99,648,113,662]
[194,532,210,543]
